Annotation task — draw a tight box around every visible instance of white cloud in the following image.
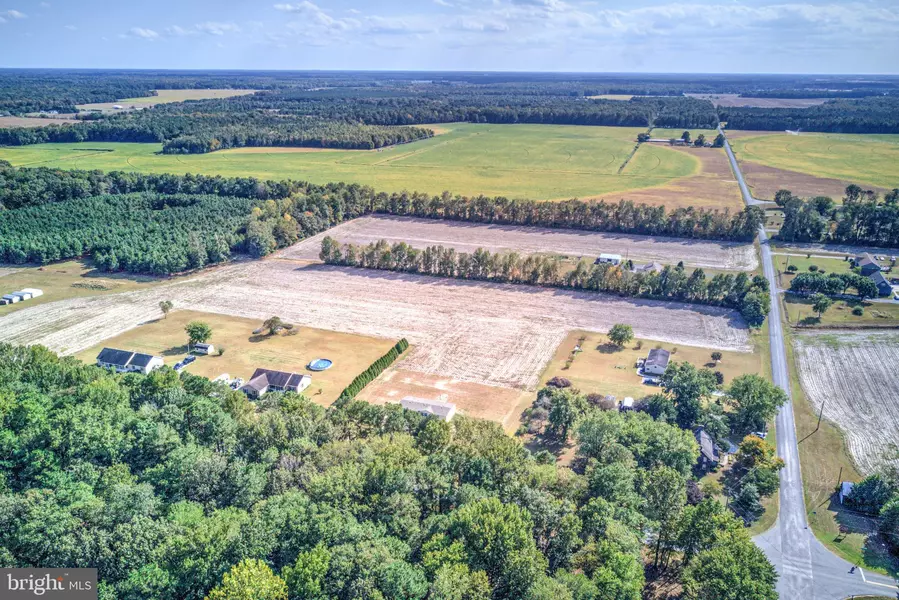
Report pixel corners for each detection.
[433,0,454,6]
[365,16,433,35]
[129,27,160,40]
[275,1,358,32]
[3,9,26,18]
[63,24,76,30]
[194,21,241,35]
[39,1,49,6]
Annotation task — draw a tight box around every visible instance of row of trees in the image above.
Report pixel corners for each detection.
[721,97,899,133]
[336,338,409,402]
[320,238,772,326]
[0,342,778,599]
[777,186,899,247]
[1,165,763,243]
[789,271,880,300]
[843,470,899,556]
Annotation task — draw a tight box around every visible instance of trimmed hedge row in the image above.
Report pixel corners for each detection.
[337,339,409,402]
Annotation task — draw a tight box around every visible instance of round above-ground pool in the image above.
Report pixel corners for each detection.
[308,358,333,371]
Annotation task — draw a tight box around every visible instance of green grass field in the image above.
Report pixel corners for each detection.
[75,89,257,111]
[731,132,899,191]
[0,123,707,202]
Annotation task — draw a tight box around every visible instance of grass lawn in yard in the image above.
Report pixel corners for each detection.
[73,309,398,406]
[540,330,764,401]
[784,295,899,327]
[0,259,167,317]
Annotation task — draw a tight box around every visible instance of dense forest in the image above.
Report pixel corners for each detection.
[776,186,899,246]
[320,237,772,326]
[0,343,779,599]
[721,97,899,133]
[0,165,765,275]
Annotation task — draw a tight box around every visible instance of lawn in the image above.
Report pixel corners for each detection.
[540,330,764,401]
[0,259,167,317]
[730,132,899,192]
[649,128,722,141]
[73,309,398,406]
[786,329,899,576]
[0,123,727,205]
[784,295,899,327]
[774,254,855,288]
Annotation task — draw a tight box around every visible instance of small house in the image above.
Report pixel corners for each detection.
[96,347,164,374]
[1,294,20,305]
[643,348,671,376]
[619,397,635,412]
[400,396,457,421]
[633,262,663,274]
[870,271,892,297]
[240,368,311,399]
[596,253,622,266]
[855,253,881,276]
[10,290,33,301]
[695,427,720,471]
[193,342,215,355]
[20,288,43,298]
[839,481,855,504]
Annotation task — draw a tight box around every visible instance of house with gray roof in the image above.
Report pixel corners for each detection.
[400,396,457,421]
[694,427,720,471]
[643,348,671,376]
[870,271,893,296]
[856,253,881,276]
[240,368,311,399]
[96,348,164,374]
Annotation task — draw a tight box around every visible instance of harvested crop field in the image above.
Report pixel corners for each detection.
[794,331,899,474]
[0,116,79,128]
[75,89,257,111]
[283,215,759,271]
[0,256,751,394]
[687,93,828,108]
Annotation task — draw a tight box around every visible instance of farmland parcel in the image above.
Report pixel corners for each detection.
[794,331,899,474]
[730,132,899,200]
[0,123,743,208]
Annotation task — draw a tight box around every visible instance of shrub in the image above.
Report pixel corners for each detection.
[809,265,819,272]
[634,340,643,350]
[787,264,798,273]
[852,306,864,316]
[714,371,725,385]
[217,347,225,356]
[546,376,572,389]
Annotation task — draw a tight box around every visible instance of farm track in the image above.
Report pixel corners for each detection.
[0,254,751,391]
[283,215,760,271]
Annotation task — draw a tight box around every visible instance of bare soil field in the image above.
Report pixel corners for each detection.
[358,368,529,427]
[738,160,880,201]
[794,331,899,474]
[0,256,750,403]
[0,116,79,128]
[688,94,828,108]
[76,89,257,112]
[774,241,899,259]
[617,146,744,213]
[282,216,759,271]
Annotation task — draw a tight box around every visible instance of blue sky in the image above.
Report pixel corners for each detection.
[1,0,897,73]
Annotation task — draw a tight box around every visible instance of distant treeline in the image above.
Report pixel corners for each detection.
[721,97,899,133]
[320,237,771,326]
[0,165,765,243]
[0,113,433,154]
[777,186,899,247]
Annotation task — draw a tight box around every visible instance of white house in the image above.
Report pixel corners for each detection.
[240,368,312,399]
[96,348,164,375]
[193,342,215,355]
[619,397,635,412]
[596,253,623,266]
[400,396,457,422]
[1,294,20,305]
[643,348,671,376]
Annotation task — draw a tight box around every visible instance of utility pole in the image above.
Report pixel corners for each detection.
[816,398,827,432]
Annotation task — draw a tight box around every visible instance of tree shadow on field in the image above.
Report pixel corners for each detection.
[161,344,189,357]
[597,342,623,354]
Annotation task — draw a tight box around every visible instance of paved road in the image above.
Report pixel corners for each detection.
[722,128,899,599]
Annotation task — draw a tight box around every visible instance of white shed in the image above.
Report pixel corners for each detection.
[193,342,215,355]
[1,294,19,305]
[21,288,43,298]
[839,481,855,504]
[597,253,623,266]
[11,291,33,301]
[620,397,635,411]
[401,396,457,421]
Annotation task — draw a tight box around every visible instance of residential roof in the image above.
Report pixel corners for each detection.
[870,271,890,287]
[634,262,662,274]
[128,353,157,368]
[646,348,671,370]
[401,396,456,419]
[245,368,308,391]
[194,342,212,349]
[96,347,136,367]
[841,481,855,497]
[695,428,719,463]
[599,253,622,261]
[857,253,878,267]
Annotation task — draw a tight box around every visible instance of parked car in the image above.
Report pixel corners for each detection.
[183,355,197,365]
[229,378,244,390]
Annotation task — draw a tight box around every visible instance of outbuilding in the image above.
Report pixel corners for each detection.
[10,291,33,301]
[1,294,19,305]
[596,253,622,266]
[400,396,457,421]
[192,342,215,355]
[839,481,855,504]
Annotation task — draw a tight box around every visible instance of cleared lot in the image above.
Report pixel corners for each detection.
[794,331,899,474]
[0,257,751,393]
[283,215,759,271]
